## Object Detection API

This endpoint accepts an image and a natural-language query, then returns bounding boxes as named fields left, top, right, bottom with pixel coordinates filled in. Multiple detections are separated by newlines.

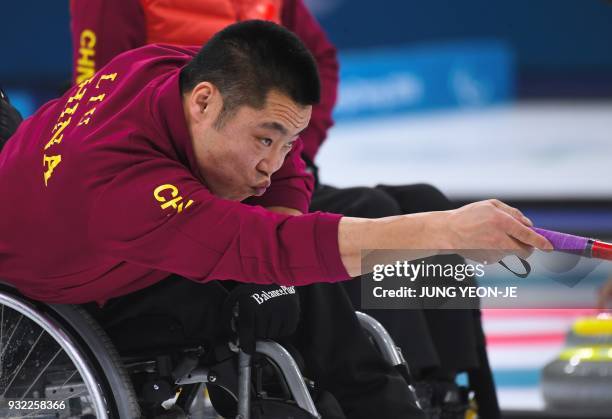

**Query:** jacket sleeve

left=70, top=0, right=146, bottom=84
left=88, top=157, right=349, bottom=286
left=281, top=0, right=339, bottom=163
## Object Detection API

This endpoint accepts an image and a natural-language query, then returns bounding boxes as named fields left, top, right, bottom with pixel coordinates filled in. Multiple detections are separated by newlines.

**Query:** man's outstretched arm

left=88, top=152, right=550, bottom=285
left=338, top=199, right=553, bottom=276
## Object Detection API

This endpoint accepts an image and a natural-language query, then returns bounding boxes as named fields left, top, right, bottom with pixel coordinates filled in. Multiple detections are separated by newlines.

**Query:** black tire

left=0, top=286, right=141, bottom=418
left=47, top=304, right=142, bottom=418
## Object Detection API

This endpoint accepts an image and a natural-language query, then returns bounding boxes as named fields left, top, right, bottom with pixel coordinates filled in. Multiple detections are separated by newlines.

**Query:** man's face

left=184, top=84, right=312, bottom=201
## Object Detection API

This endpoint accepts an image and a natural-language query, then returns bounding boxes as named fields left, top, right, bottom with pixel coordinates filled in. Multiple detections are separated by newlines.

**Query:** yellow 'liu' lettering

left=43, top=154, right=62, bottom=186
left=78, top=108, right=96, bottom=126
left=96, top=73, right=117, bottom=88
left=88, top=94, right=106, bottom=103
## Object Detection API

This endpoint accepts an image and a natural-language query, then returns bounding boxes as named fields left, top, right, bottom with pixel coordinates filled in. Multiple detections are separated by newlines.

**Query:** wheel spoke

left=57, top=368, right=78, bottom=392
left=1, top=329, right=44, bottom=397
left=19, top=347, right=62, bottom=400
left=0, top=314, right=23, bottom=361
left=0, top=294, right=128, bottom=418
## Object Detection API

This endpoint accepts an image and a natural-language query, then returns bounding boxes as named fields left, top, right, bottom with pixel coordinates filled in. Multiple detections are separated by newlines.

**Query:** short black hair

left=180, top=20, right=320, bottom=127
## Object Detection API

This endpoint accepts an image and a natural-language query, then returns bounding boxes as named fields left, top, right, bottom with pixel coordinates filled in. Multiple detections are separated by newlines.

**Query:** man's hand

left=444, top=199, right=553, bottom=263
left=338, top=198, right=553, bottom=277
left=0, top=89, right=23, bottom=148
left=222, top=283, right=300, bottom=354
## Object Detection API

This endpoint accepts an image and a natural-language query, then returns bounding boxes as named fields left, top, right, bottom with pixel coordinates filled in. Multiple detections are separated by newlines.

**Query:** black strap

left=498, top=257, right=531, bottom=278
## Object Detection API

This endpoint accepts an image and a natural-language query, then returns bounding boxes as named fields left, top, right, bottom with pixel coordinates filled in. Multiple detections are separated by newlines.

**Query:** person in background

left=0, top=89, right=22, bottom=150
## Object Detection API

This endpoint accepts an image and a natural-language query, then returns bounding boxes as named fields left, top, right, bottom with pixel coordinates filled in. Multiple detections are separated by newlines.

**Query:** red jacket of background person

left=70, top=0, right=338, bottom=163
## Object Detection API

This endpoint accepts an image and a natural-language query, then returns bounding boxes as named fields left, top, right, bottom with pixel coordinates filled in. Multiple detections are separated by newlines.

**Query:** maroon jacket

left=70, top=0, right=338, bottom=163
left=0, top=45, right=348, bottom=304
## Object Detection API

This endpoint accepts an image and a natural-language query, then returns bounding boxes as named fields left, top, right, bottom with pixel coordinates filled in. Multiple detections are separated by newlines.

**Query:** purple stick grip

left=531, top=227, right=588, bottom=255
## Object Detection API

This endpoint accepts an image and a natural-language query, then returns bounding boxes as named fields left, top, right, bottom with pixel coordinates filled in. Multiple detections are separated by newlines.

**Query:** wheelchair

left=0, top=284, right=417, bottom=418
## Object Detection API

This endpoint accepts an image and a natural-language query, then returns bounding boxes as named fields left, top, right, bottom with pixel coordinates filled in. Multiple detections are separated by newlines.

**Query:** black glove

left=222, top=283, right=300, bottom=354
left=0, top=89, right=23, bottom=148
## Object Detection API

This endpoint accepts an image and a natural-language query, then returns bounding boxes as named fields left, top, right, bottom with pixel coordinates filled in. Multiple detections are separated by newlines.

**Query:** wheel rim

left=0, top=292, right=109, bottom=418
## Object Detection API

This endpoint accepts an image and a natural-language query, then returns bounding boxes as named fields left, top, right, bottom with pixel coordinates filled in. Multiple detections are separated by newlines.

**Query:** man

left=0, top=20, right=550, bottom=418
left=67, top=2, right=512, bottom=417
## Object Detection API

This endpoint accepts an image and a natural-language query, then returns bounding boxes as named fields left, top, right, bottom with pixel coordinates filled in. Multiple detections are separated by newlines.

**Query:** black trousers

left=310, top=183, right=500, bottom=418
left=86, top=276, right=425, bottom=419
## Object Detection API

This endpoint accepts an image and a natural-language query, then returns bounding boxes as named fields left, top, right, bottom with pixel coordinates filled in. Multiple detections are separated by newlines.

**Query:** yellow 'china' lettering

left=76, top=29, right=96, bottom=84
left=76, top=67, right=95, bottom=84
left=77, top=46, right=95, bottom=67
left=44, top=118, right=71, bottom=150
left=78, top=78, right=93, bottom=89
left=154, top=184, right=194, bottom=213
left=43, top=154, right=62, bottom=186
left=154, top=184, right=179, bottom=201
left=67, top=78, right=91, bottom=103
left=43, top=68, right=120, bottom=185
left=59, top=103, right=79, bottom=119
left=182, top=200, right=194, bottom=212
left=80, top=29, right=96, bottom=49
left=161, top=196, right=184, bottom=210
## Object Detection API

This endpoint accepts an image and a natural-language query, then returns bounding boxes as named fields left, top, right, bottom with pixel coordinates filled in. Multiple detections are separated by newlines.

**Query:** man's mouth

left=251, top=182, right=270, bottom=196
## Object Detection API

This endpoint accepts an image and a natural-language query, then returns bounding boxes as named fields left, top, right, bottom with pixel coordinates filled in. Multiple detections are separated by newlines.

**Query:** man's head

left=180, top=20, right=320, bottom=201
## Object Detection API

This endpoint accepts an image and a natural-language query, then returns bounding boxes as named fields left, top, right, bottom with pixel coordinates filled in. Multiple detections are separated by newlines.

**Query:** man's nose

left=257, top=151, right=285, bottom=177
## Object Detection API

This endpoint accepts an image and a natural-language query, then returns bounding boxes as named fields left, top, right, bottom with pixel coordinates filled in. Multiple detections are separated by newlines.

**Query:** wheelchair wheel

left=0, top=287, right=140, bottom=418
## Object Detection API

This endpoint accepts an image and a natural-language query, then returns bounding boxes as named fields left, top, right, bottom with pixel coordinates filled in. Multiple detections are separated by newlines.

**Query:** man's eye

left=259, top=138, right=273, bottom=147
left=283, top=142, right=295, bottom=150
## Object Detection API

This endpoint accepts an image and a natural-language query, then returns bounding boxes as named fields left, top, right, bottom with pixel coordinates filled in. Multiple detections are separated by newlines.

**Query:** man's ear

left=187, top=82, right=220, bottom=122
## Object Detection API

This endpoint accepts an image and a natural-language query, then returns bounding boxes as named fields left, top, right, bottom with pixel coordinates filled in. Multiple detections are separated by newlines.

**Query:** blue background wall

left=1, top=0, right=611, bottom=93
left=308, top=0, right=612, bottom=74
left=0, top=2, right=72, bottom=84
